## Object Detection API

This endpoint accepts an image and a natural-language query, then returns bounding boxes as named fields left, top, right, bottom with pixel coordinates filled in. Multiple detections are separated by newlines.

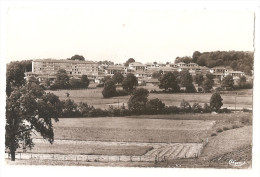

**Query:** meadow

left=10, top=112, right=252, bottom=167
left=47, top=87, right=253, bottom=110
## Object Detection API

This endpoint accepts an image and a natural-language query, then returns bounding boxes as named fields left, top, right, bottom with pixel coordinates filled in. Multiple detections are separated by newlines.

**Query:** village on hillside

left=24, top=56, right=250, bottom=92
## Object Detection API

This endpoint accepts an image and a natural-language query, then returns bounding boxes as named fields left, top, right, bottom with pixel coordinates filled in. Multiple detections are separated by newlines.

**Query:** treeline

left=175, top=51, right=253, bottom=75
left=60, top=88, right=230, bottom=118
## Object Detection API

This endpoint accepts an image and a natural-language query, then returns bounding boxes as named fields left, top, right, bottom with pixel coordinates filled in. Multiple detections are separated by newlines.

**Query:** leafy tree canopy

left=69, top=54, right=85, bottom=61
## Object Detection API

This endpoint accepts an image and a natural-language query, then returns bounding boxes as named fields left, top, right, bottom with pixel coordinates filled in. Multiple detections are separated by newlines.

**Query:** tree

left=152, top=70, right=163, bottom=79
left=102, top=79, right=117, bottom=98
left=122, top=73, right=138, bottom=93
left=69, top=78, right=82, bottom=89
left=210, top=93, right=223, bottom=112
left=6, top=62, right=26, bottom=96
left=159, top=72, right=180, bottom=92
left=128, top=88, right=149, bottom=114
left=5, top=83, right=62, bottom=161
left=69, top=54, right=85, bottom=61
left=124, top=58, right=135, bottom=67
left=192, top=103, right=203, bottom=113
left=61, top=99, right=79, bottom=117
left=78, top=102, right=94, bottom=117
left=146, top=98, right=165, bottom=114
left=112, top=72, right=124, bottom=85
left=179, top=70, right=196, bottom=92
left=194, top=74, right=204, bottom=86
left=202, top=73, right=214, bottom=92
left=175, top=56, right=192, bottom=64
left=192, top=51, right=201, bottom=63
left=202, top=79, right=214, bottom=92
left=221, top=75, right=234, bottom=90
left=180, top=100, right=191, bottom=112
left=81, top=75, right=90, bottom=88
left=54, top=69, right=71, bottom=89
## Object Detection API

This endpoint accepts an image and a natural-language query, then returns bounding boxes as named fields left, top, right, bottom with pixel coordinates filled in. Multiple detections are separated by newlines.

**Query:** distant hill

left=175, top=51, right=254, bottom=75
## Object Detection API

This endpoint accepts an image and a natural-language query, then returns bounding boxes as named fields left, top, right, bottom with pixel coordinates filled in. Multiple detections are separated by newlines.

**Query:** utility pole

left=235, top=92, right=237, bottom=111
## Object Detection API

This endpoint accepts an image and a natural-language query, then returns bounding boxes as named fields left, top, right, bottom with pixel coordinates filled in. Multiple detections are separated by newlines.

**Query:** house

left=105, top=65, right=126, bottom=76
left=129, top=62, right=146, bottom=71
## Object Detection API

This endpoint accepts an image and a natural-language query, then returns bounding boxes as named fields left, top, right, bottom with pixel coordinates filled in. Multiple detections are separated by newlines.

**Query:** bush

left=216, top=128, right=223, bottom=133
left=163, top=106, right=180, bottom=114
left=242, top=108, right=252, bottom=112
left=145, top=98, right=165, bottom=114
left=192, top=102, right=203, bottom=113
left=180, top=100, right=191, bottom=113
left=203, top=103, right=212, bottom=113
left=116, top=89, right=129, bottom=96
left=240, top=117, right=251, bottom=124
left=232, top=125, right=240, bottom=129
left=223, top=127, right=230, bottom=131
left=211, top=133, right=217, bottom=136
left=220, top=108, right=231, bottom=113
left=96, top=83, right=104, bottom=87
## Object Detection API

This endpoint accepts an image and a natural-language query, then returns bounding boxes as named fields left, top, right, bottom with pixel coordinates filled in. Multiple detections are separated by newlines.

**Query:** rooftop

left=33, top=59, right=97, bottom=64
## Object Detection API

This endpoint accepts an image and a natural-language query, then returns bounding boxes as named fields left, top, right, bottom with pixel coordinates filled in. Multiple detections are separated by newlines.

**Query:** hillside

left=175, top=51, right=254, bottom=75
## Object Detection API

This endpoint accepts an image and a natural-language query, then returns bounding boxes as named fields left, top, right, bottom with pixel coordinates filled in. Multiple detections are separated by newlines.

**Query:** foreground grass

left=200, top=125, right=252, bottom=161
left=17, top=143, right=153, bottom=156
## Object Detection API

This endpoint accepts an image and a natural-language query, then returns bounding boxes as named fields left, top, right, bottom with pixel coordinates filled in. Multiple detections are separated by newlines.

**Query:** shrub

left=242, top=108, right=251, bottom=112
left=216, top=128, right=223, bottom=133
left=96, top=83, right=104, bottom=87
left=180, top=100, right=191, bottom=113
left=220, top=108, right=231, bottom=113
left=163, top=106, right=180, bottom=114
left=128, top=88, right=149, bottom=114
left=191, top=102, right=203, bottom=113
left=145, top=98, right=165, bottom=114
left=102, top=79, right=117, bottom=98
left=223, top=127, right=230, bottom=131
left=232, top=124, right=240, bottom=129
left=240, top=117, right=251, bottom=124
left=203, top=103, right=212, bottom=113
left=116, top=89, right=129, bottom=96
left=211, top=133, right=217, bottom=136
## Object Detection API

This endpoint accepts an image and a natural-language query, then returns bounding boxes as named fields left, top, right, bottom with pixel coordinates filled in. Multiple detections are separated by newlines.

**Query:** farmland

left=6, top=111, right=252, bottom=168
left=47, top=87, right=253, bottom=110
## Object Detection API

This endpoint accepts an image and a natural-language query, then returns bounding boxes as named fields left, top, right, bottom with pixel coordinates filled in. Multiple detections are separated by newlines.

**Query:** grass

left=47, top=87, right=253, bottom=110
left=47, top=117, right=216, bottom=143
left=18, top=143, right=153, bottom=156
left=200, top=125, right=252, bottom=161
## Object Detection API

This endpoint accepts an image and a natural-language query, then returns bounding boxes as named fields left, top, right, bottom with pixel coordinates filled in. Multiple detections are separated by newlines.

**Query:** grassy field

left=50, top=117, right=216, bottom=143
left=200, top=125, right=252, bottom=161
left=9, top=112, right=252, bottom=168
left=18, top=142, right=153, bottom=156
left=47, top=87, right=253, bottom=109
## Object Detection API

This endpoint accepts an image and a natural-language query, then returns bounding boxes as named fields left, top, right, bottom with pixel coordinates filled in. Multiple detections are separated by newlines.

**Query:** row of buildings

left=25, top=59, right=245, bottom=86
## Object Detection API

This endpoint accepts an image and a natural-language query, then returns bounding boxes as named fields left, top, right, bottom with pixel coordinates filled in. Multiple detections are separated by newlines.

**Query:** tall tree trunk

left=10, top=137, right=16, bottom=161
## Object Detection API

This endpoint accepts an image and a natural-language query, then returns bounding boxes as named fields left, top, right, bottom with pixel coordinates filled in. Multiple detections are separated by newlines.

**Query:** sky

left=5, top=7, right=255, bottom=64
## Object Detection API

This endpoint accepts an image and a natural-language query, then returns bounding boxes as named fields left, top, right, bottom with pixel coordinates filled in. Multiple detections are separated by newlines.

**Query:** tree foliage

left=221, top=75, right=234, bottom=90
left=191, top=51, right=253, bottom=75
left=122, top=73, right=138, bottom=93
left=194, top=74, right=204, bottom=86
left=175, top=56, right=192, bottom=64
left=6, top=82, right=62, bottom=161
left=146, top=98, right=165, bottom=114
left=210, top=93, right=223, bottom=112
left=6, top=60, right=32, bottom=96
left=159, top=72, right=180, bottom=92
left=69, top=54, right=85, bottom=61
left=102, top=79, right=117, bottom=98
left=124, top=58, right=135, bottom=67
left=112, top=72, right=124, bottom=84
left=128, top=88, right=149, bottom=114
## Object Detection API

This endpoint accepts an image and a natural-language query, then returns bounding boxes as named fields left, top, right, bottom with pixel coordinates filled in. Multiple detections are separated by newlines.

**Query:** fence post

left=140, top=156, right=141, bottom=162
left=119, top=156, right=120, bottom=162
left=108, top=156, right=109, bottom=162
left=20, top=152, right=21, bottom=159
